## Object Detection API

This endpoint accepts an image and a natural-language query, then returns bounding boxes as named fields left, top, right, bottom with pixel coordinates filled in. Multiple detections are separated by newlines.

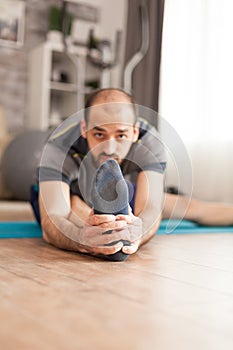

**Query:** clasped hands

left=79, top=206, right=143, bottom=256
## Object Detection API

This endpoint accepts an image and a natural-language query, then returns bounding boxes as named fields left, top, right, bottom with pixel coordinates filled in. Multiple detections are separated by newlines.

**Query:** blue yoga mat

left=157, top=219, right=233, bottom=235
left=0, top=222, right=42, bottom=238
left=0, top=220, right=233, bottom=239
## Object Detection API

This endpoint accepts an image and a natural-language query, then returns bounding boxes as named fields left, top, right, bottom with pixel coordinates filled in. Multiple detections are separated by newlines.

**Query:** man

left=35, top=88, right=166, bottom=260
left=33, top=88, right=233, bottom=260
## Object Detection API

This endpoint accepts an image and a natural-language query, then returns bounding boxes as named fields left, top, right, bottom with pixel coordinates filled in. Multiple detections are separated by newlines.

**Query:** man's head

left=84, top=88, right=137, bottom=124
left=81, top=88, right=139, bottom=166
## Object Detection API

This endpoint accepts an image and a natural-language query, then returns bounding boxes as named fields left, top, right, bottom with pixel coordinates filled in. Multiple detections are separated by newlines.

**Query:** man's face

left=81, top=102, right=139, bottom=166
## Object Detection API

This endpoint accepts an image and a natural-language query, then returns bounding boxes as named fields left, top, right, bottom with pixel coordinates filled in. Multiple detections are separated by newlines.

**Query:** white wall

left=71, top=0, right=128, bottom=87
left=98, top=0, right=128, bottom=87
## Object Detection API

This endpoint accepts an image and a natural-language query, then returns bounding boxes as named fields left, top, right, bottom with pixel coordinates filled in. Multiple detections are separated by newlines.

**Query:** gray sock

left=91, top=159, right=130, bottom=261
left=92, top=159, right=129, bottom=215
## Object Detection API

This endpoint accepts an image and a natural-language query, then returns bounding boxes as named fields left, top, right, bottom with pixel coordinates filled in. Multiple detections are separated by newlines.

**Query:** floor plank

left=1, top=234, right=233, bottom=349
left=0, top=201, right=35, bottom=222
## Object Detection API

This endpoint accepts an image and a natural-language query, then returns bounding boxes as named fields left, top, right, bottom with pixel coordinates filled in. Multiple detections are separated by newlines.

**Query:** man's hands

left=78, top=209, right=130, bottom=256
left=79, top=208, right=143, bottom=256
left=40, top=182, right=147, bottom=258
left=116, top=208, right=143, bottom=255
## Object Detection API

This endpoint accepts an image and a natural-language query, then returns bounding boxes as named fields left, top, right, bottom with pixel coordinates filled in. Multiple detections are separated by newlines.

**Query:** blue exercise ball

left=1, top=130, right=49, bottom=200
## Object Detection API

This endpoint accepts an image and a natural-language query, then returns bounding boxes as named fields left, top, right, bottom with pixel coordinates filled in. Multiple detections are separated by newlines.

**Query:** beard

left=94, top=153, right=121, bottom=166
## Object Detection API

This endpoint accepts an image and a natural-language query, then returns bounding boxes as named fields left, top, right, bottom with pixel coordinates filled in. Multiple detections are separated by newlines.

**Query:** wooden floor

left=0, top=201, right=35, bottom=221
left=1, top=233, right=233, bottom=350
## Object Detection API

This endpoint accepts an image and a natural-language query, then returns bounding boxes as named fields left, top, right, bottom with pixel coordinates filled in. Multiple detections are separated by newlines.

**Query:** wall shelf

left=27, top=42, right=87, bottom=130
left=50, top=81, right=78, bottom=93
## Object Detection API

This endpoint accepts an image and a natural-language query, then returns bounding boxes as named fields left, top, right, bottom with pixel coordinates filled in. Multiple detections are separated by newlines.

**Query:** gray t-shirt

left=39, top=118, right=166, bottom=206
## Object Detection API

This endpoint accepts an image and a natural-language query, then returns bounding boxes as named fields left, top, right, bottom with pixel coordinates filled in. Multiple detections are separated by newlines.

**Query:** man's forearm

left=39, top=190, right=91, bottom=253
left=41, top=213, right=88, bottom=253
left=132, top=171, right=164, bottom=249
left=138, top=210, right=162, bottom=246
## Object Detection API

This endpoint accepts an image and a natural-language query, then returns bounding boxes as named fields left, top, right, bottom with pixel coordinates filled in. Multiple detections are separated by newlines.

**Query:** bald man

left=33, top=88, right=233, bottom=260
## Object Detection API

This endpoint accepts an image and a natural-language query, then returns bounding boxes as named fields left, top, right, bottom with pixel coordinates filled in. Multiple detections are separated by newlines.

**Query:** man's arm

left=39, top=181, right=130, bottom=256
left=39, top=181, right=86, bottom=251
left=135, top=170, right=164, bottom=243
left=122, top=171, right=164, bottom=254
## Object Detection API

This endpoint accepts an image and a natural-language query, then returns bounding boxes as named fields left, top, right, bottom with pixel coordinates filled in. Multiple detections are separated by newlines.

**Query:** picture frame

left=0, top=0, right=25, bottom=48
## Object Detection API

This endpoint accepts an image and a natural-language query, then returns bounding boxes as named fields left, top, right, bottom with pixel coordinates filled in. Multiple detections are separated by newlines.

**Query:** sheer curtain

left=159, top=0, right=233, bottom=203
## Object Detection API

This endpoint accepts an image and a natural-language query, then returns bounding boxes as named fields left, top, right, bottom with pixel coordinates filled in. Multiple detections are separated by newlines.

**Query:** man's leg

left=30, top=184, right=41, bottom=225
left=162, top=193, right=233, bottom=226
